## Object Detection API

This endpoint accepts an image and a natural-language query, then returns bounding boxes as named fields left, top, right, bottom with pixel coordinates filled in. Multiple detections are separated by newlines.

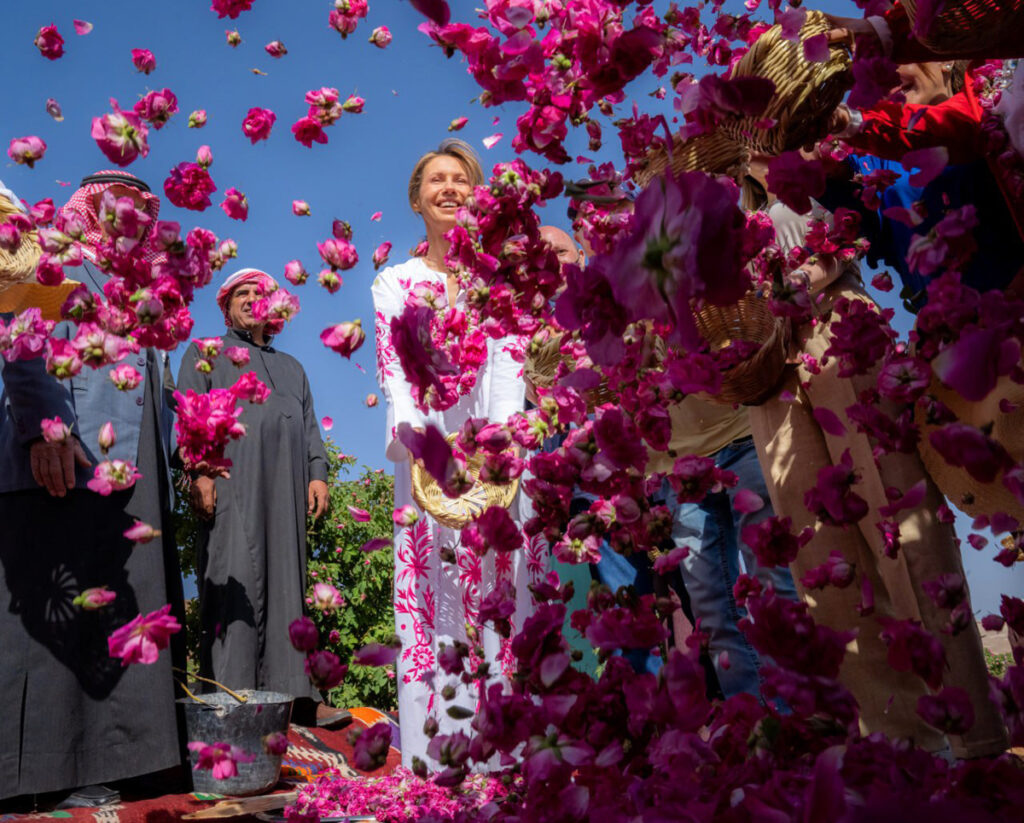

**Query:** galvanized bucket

left=179, top=690, right=294, bottom=796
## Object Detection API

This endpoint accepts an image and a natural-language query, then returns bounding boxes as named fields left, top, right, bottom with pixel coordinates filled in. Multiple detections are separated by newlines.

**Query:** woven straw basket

left=723, top=9, right=852, bottom=155
left=524, top=330, right=619, bottom=408
left=901, top=0, right=1024, bottom=54
left=0, top=194, right=42, bottom=290
left=633, top=131, right=750, bottom=188
left=693, top=295, right=789, bottom=406
left=410, top=434, right=520, bottom=530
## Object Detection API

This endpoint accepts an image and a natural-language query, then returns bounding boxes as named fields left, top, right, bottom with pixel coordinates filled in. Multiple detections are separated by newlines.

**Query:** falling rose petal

left=802, top=33, right=830, bottom=63
left=124, top=520, right=161, bottom=543
left=733, top=488, right=765, bottom=514
left=492, top=116, right=500, bottom=125
left=347, top=505, right=371, bottom=522
left=812, top=407, right=847, bottom=437
left=776, top=6, right=806, bottom=40
left=902, top=146, right=949, bottom=187
left=370, top=211, right=382, bottom=222
left=878, top=480, right=928, bottom=518
left=575, top=156, right=594, bottom=164
left=360, top=537, right=392, bottom=553
left=321, top=416, right=334, bottom=430
left=482, top=133, right=503, bottom=150
left=353, top=639, right=401, bottom=667
left=73, top=19, right=93, bottom=36
left=46, top=98, right=63, bottom=121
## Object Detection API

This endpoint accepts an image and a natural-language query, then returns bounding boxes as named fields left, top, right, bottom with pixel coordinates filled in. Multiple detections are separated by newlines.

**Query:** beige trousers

left=749, top=277, right=1008, bottom=758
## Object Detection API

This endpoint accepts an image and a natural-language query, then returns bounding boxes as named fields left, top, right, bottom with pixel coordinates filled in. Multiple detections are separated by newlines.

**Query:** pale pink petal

left=482, top=133, right=503, bottom=150
left=733, top=488, right=765, bottom=514
left=73, top=19, right=93, bottom=35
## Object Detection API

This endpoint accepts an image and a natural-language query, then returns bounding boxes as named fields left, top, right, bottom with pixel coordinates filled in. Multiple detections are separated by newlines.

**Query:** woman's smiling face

left=413, top=155, right=473, bottom=233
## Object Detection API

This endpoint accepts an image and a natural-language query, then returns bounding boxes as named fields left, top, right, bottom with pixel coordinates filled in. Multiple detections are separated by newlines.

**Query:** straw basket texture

left=523, top=330, right=619, bottom=408
left=0, top=194, right=42, bottom=290
left=723, top=9, right=852, bottom=155
left=410, top=434, right=520, bottom=530
left=915, top=367, right=1024, bottom=521
left=633, top=132, right=750, bottom=188
left=693, top=295, right=789, bottom=406
left=901, top=0, right=1024, bottom=54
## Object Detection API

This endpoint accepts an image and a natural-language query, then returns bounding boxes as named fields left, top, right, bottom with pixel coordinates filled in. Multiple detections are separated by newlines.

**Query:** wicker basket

left=524, top=330, right=619, bottom=409
left=722, top=9, right=852, bottom=155
left=901, top=0, right=1024, bottom=54
left=633, top=132, right=750, bottom=188
left=410, top=434, right=520, bottom=530
left=693, top=295, right=789, bottom=406
left=0, top=194, right=42, bottom=290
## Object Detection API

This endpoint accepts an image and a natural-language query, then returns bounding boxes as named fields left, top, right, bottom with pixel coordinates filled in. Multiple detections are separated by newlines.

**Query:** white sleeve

left=372, top=270, right=430, bottom=462
left=488, top=336, right=527, bottom=427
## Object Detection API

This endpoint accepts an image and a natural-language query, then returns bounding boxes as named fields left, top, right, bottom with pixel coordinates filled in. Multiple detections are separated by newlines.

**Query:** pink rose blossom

left=195, top=145, right=213, bottom=169
left=164, top=162, right=217, bottom=211
left=87, top=459, right=142, bottom=496
left=448, top=116, right=469, bottom=132
left=292, top=200, right=310, bottom=216
left=225, top=346, right=250, bottom=367
left=108, top=604, right=181, bottom=665
left=318, top=269, right=342, bottom=294
left=369, top=26, right=392, bottom=48
left=462, top=506, right=522, bottom=556
left=40, top=416, right=71, bottom=444
left=73, top=587, right=116, bottom=610
left=321, top=416, right=333, bottom=430
left=263, top=732, right=289, bottom=756
left=221, top=188, right=249, bottom=221
left=328, top=0, right=368, bottom=38
left=7, top=136, right=47, bottom=168
left=242, top=107, right=276, bottom=143
left=284, top=260, right=308, bottom=285
left=372, top=242, right=392, bottom=270
left=109, top=363, right=142, bottom=391
left=305, top=650, right=347, bottom=690
left=211, top=0, right=254, bottom=19
left=230, top=371, right=270, bottom=404
left=342, top=95, right=365, bottom=114
left=34, top=25, right=64, bottom=60
left=131, top=48, right=156, bottom=74
left=133, top=88, right=178, bottom=130
left=291, top=116, right=328, bottom=148
left=312, top=582, right=344, bottom=613
left=187, top=741, right=255, bottom=780
left=288, top=616, right=319, bottom=651
left=393, top=505, right=418, bottom=527
left=92, top=100, right=150, bottom=167
left=98, top=421, right=116, bottom=454
left=264, top=40, right=287, bottom=57
left=320, top=320, right=365, bottom=357
left=318, top=236, right=358, bottom=271
left=225, top=29, right=241, bottom=46
left=188, top=109, right=207, bottom=128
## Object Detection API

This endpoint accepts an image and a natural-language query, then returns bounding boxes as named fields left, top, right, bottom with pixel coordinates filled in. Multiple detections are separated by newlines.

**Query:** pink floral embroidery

left=396, top=519, right=436, bottom=685
left=375, top=309, right=396, bottom=379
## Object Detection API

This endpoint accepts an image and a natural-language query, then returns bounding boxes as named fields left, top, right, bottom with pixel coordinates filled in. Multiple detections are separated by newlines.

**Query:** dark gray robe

left=0, top=342, right=185, bottom=800
left=176, top=328, right=327, bottom=700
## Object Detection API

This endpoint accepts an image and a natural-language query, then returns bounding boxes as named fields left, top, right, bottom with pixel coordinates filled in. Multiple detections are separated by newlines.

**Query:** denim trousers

left=593, top=437, right=797, bottom=698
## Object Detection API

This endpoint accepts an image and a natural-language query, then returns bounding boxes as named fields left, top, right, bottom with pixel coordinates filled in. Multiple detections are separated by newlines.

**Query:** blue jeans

left=662, top=436, right=798, bottom=699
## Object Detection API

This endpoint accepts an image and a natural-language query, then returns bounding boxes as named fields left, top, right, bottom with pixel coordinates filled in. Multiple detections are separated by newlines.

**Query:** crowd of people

left=0, top=1, right=1022, bottom=814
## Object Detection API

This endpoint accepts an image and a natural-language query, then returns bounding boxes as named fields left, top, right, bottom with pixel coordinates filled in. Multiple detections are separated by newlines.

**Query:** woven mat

left=0, top=709, right=401, bottom=823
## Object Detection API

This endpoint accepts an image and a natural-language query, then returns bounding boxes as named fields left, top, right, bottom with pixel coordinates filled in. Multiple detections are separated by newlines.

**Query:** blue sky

left=2, top=0, right=1020, bottom=613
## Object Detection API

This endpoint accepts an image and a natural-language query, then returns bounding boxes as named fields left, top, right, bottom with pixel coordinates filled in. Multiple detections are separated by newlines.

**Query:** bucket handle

left=174, top=667, right=249, bottom=704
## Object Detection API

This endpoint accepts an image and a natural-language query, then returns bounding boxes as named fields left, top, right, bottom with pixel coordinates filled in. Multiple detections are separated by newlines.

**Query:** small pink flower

left=317, top=269, right=342, bottom=294
left=347, top=505, right=370, bottom=522
left=328, top=0, right=369, bottom=38
left=92, top=100, right=150, bottom=167
left=393, top=506, right=418, bottom=527
left=342, top=95, right=364, bottom=114
left=73, top=19, right=93, bottom=36
left=312, top=582, right=343, bottom=613
left=321, top=416, right=334, bottom=430
left=73, top=587, right=116, bottom=610
left=188, top=109, right=207, bottom=128
left=241, top=107, right=276, bottom=144
left=187, top=741, right=255, bottom=780
left=131, top=48, right=156, bottom=74
left=291, top=116, right=327, bottom=148
left=133, top=88, right=178, bottom=130
left=292, top=200, right=310, bottom=216
left=124, top=520, right=161, bottom=543
left=225, top=29, right=242, bottom=46
left=8, top=136, right=47, bottom=168
left=284, top=260, right=308, bottom=285
left=289, top=616, right=319, bottom=651
left=369, top=26, right=392, bottom=48
left=320, top=320, right=365, bottom=357
left=264, top=40, right=287, bottom=57
left=164, top=162, right=216, bottom=210
left=88, top=459, right=142, bottom=496
left=34, top=25, right=64, bottom=60
left=318, top=235, right=358, bottom=270
left=225, top=346, right=250, bottom=367
left=212, top=0, right=254, bottom=19
left=448, top=116, right=469, bottom=132
left=262, top=732, right=289, bottom=756
left=461, top=506, right=522, bottom=556
left=221, top=188, right=249, bottom=221
left=196, top=145, right=213, bottom=169
left=305, top=650, right=347, bottom=690
left=98, top=421, right=116, bottom=454
left=372, top=241, right=392, bottom=271
left=108, top=604, right=181, bottom=666
left=230, top=371, right=270, bottom=404
left=365, top=393, right=378, bottom=408
left=109, top=363, right=142, bottom=391
left=40, top=416, right=71, bottom=444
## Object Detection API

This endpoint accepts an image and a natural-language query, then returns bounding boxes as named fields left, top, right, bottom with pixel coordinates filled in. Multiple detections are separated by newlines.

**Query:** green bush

left=174, top=439, right=397, bottom=710
left=984, top=647, right=1012, bottom=679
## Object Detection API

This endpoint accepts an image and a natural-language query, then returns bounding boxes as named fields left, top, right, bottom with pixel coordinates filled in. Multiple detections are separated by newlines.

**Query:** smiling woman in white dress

left=372, top=139, right=546, bottom=770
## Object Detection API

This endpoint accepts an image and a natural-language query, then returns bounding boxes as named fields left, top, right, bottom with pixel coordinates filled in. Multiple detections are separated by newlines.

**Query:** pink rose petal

left=73, top=19, right=93, bottom=35
left=812, top=407, right=847, bottom=437
left=321, top=416, right=334, bottom=430
left=482, top=133, right=503, bottom=150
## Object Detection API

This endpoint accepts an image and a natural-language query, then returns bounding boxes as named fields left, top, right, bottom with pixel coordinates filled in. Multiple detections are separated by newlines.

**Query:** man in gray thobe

left=177, top=268, right=330, bottom=712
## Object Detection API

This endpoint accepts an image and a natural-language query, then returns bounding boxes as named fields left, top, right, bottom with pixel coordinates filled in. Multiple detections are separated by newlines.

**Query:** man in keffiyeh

left=0, top=170, right=186, bottom=806
left=178, top=267, right=337, bottom=725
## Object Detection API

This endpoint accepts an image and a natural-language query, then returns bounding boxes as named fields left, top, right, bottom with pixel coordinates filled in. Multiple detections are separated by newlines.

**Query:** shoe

left=55, top=785, right=120, bottom=809
left=315, top=706, right=352, bottom=729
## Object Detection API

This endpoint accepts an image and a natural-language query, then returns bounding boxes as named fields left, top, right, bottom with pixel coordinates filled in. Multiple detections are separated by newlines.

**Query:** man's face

left=539, top=226, right=582, bottom=269
left=227, top=282, right=264, bottom=333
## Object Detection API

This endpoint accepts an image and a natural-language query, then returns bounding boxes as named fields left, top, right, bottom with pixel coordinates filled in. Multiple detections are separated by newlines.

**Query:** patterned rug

left=0, top=709, right=401, bottom=823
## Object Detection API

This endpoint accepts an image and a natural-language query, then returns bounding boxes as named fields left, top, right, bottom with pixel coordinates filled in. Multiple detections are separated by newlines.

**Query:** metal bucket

left=179, top=690, right=294, bottom=796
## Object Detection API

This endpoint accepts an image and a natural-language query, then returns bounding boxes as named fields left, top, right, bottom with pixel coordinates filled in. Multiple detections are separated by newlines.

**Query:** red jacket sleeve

left=846, top=88, right=984, bottom=164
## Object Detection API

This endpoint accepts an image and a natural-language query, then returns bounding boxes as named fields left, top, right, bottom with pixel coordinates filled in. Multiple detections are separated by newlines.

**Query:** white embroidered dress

left=372, top=257, right=547, bottom=769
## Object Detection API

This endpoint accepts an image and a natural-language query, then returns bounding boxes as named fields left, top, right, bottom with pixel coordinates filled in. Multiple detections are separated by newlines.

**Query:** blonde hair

left=407, top=138, right=484, bottom=211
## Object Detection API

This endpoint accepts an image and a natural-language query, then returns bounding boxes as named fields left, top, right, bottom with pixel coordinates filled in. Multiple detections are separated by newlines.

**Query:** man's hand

left=30, top=437, right=90, bottom=498
left=308, top=479, right=329, bottom=519
left=190, top=475, right=218, bottom=520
